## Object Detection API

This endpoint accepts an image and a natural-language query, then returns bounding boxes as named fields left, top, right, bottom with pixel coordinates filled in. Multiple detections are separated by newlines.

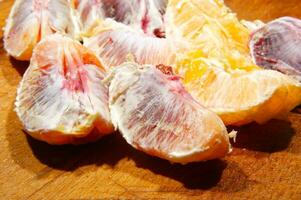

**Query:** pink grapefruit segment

left=249, top=17, right=301, bottom=82
left=84, top=27, right=175, bottom=69
left=72, top=0, right=167, bottom=37
left=106, top=63, right=231, bottom=163
left=15, top=34, right=114, bottom=144
left=4, top=0, right=77, bottom=60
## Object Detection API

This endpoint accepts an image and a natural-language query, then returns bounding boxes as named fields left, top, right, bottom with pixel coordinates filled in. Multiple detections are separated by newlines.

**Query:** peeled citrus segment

left=73, top=0, right=167, bottom=37
left=165, top=0, right=255, bottom=69
left=84, top=27, right=175, bottom=69
left=4, top=0, right=77, bottom=60
left=249, top=17, right=301, bottom=81
left=15, top=34, right=114, bottom=144
left=106, top=63, right=230, bottom=163
left=164, top=0, right=301, bottom=125
left=179, top=58, right=301, bottom=126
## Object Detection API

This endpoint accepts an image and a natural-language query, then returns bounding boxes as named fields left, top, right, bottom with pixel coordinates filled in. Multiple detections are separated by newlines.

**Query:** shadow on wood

left=131, top=155, right=229, bottom=190
left=9, top=56, right=29, bottom=76
left=5, top=106, right=255, bottom=194
left=26, top=133, right=232, bottom=190
left=6, top=102, right=235, bottom=191
left=230, top=119, right=295, bottom=153
left=0, top=39, right=27, bottom=87
left=292, top=105, right=301, bottom=114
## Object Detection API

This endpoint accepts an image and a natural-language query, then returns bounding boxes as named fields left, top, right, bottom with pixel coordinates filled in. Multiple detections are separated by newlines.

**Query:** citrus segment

left=72, top=0, right=167, bottom=37
left=84, top=25, right=175, bottom=69
left=249, top=17, right=301, bottom=82
left=165, top=0, right=301, bottom=125
left=165, top=0, right=256, bottom=70
left=4, top=0, right=77, bottom=60
left=106, top=63, right=231, bottom=163
left=15, top=34, right=114, bottom=144
left=179, top=59, right=301, bottom=125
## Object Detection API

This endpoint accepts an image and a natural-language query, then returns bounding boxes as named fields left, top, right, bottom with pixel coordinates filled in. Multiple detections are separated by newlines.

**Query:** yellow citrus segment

left=181, top=59, right=301, bottom=125
left=15, top=34, right=114, bottom=144
left=166, top=0, right=258, bottom=70
left=165, top=0, right=301, bottom=125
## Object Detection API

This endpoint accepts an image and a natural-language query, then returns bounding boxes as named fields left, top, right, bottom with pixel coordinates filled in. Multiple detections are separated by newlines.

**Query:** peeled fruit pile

left=106, top=63, right=230, bottom=163
left=15, top=34, right=113, bottom=144
left=249, top=17, right=301, bottom=82
left=75, top=0, right=173, bottom=68
left=4, top=0, right=301, bottom=163
left=165, top=0, right=301, bottom=125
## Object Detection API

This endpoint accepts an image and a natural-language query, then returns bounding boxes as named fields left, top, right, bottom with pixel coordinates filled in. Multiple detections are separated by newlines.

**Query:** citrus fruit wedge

left=84, top=20, right=175, bottom=69
left=165, top=0, right=256, bottom=70
left=15, top=34, right=114, bottom=144
left=249, top=17, right=301, bottom=82
left=165, top=0, right=301, bottom=125
left=72, top=0, right=167, bottom=37
left=4, top=0, right=77, bottom=61
left=179, top=58, right=301, bottom=125
left=105, top=63, right=231, bottom=163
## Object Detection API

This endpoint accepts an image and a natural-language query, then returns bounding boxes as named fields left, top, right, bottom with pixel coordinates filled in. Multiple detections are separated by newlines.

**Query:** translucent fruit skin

left=15, top=34, right=114, bottom=145
left=4, top=0, right=77, bottom=61
left=107, top=63, right=231, bottom=164
left=249, top=17, right=301, bottom=82
left=72, top=0, right=167, bottom=37
left=84, top=28, right=175, bottom=69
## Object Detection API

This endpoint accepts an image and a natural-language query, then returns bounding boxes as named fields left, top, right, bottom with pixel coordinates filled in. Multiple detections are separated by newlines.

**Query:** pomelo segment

left=165, top=0, right=301, bottom=125
left=4, top=0, right=77, bottom=60
left=179, top=58, right=301, bottom=125
left=15, top=34, right=114, bottom=144
left=165, top=0, right=256, bottom=70
left=249, top=17, right=301, bottom=82
left=72, top=0, right=167, bottom=37
left=106, top=63, right=231, bottom=163
left=84, top=24, right=175, bottom=69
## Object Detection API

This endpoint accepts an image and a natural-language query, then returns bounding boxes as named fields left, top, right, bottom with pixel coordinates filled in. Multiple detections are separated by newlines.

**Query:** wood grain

left=0, top=0, right=301, bottom=199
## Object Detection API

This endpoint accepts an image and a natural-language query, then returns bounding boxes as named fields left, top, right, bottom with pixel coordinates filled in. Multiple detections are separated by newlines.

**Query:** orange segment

left=107, top=63, right=231, bottom=163
left=84, top=22, right=175, bottom=69
left=72, top=0, right=167, bottom=37
left=4, top=0, right=77, bottom=60
left=249, top=17, right=301, bottom=82
left=180, top=59, right=301, bottom=125
left=165, top=0, right=256, bottom=70
left=165, top=0, right=301, bottom=125
left=15, top=34, right=114, bottom=144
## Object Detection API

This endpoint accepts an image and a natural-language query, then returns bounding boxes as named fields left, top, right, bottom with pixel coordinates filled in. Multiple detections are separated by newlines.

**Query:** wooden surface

left=1, top=0, right=301, bottom=199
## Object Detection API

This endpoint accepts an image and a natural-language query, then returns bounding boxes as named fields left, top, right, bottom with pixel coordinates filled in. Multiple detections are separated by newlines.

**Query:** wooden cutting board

left=1, top=0, right=301, bottom=199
